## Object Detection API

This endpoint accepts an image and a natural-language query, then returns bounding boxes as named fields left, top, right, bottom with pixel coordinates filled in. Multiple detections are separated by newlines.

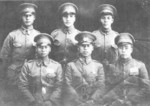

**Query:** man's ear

left=112, top=17, right=114, bottom=23
left=131, top=45, right=133, bottom=53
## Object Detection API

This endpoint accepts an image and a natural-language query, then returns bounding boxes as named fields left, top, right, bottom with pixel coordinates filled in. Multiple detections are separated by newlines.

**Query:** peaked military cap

left=34, top=33, right=53, bottom=46
left=75, top=31, right=96, bottom=45
left=58, top=2, right=78, bottom=14
left=115, top=33, right=135, bottom=45
left=97, top=4, right=117, bottom=17
left=18, top=3, right=38, bottom=14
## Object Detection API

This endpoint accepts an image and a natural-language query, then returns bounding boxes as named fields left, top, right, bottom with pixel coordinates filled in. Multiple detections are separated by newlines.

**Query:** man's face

left=36, top=39, right=51, bottom=58
left=99, top=14, right=114, bottom=29
left=78, top=43, right=94, bottom=57
left=62, top=6, right=76, bottom=28
left=21, top=8, right=35, bottom=27
left=118, top=43, right=133, bottom=59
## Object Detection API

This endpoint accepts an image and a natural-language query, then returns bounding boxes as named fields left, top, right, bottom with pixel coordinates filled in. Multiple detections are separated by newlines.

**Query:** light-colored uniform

left=0, top=26, right=40, bottom=84
left=102, top=33, right=150, bottom=106
left=51, top=27, right=80, bottom=63
left=92, top=29, right=119, bottom=64
left=19, top=59, right=63, bottom=106
left=103, top=58, right=149, bottom=106
left=0, top=26, right=40, bottom=106
left=65, top=58, right=105, bottom=106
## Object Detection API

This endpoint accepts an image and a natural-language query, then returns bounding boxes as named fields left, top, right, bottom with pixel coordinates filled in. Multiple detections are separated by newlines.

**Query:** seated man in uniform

left=65, top=31, right=105, bottom=106
left=102, top=33, right=150, bottom=106
left=19, top=33, right=63, bottom=106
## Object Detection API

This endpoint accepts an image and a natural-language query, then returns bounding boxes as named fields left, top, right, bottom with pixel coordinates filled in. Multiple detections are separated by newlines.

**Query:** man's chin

left=82, top=54, right=90, bottom=57
left=40, top=54, right=48, bottom=58
left=121, top=56, right=128, bottom=59
left=65, top=24, right=73, bottom=28
left=103, top=26, right=110, bottom=29
left=23, top=23, right=32, bottom=27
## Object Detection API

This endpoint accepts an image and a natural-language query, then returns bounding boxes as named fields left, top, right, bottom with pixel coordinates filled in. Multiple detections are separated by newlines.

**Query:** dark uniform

left=19, top=33, right=63, bottom=106
left=51, top=2, right=80, bottom=63
left=65, top=31, right=105, bottom=106
left=103, top=33, right=150, bottom=106
left=0, top=3, right=40, bottom=106
left=92, top=4, right=119, bottom=65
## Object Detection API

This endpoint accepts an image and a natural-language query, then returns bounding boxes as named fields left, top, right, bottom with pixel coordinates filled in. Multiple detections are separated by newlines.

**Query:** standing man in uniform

left=0, top=3, right=40, bottom=106
left=51, top=3, right=80, bottom=106
left=65, top=31, right=105, bottom=106
left=51, top=2, right=80, bottom=64
left=92, top=4, right=119, bottom=65
left=92, top=4, right=119, bottom=92
left=103, top=33, right=150, bottom=106
left=19, top=33, right=63, bottom=106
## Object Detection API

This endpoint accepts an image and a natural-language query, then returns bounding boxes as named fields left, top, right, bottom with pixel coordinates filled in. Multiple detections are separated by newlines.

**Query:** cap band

left=58, top=2, right=78, bottom=14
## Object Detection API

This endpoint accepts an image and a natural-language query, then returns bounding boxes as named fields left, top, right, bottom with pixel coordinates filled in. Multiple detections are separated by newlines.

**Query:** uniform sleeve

left=51, top=30, right=57, bottom=39
left=108, top=45, right=118, bottom=64
left=139, top=63, right=149, bottom=80
left=65, top=63, right=79, bottom=100
left=92, top=32, right=100, bottom=48
left=91, top=64, right=105, bottom=101
left=65, top=63, right=72, bottom=86
left=18, top=63, right=35, bottom=103
left=50, top=64, right=63, bottom=101
left=0, top=34, right=13, bottom=65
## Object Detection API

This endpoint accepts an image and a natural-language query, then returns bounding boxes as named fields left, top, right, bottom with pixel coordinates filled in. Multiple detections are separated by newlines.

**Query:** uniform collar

left=21, top=25, right=34, bottom=35
left=99, top=27, right=112, bottom=35
left=79, top=56, right=92, bottom=65
left=36, top=58, right=51, bottom=67
left=118, top=57, right=133, bottom=65
left=62, top=26, right=76, bottom=34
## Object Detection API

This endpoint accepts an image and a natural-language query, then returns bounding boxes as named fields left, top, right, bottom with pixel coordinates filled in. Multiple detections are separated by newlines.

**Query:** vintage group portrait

left=0, top=0, right=149, bottom=106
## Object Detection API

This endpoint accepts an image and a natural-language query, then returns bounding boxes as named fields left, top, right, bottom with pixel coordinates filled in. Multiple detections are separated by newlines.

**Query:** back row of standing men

left=0, top=2, right=149, bottom=106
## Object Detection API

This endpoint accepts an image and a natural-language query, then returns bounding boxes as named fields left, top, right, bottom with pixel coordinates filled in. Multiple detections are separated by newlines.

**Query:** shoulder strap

left=71, top=62, right=88, bottom=89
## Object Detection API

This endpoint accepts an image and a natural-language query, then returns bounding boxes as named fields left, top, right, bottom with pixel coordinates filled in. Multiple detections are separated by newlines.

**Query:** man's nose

left=84, top=45, right=88, bottom=49
left=66, top=15, right=71, bottom=20
left=122, top=48, right=126, bottom=52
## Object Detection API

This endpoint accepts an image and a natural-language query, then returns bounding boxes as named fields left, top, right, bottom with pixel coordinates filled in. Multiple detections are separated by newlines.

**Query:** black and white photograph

left=0, top=0, right=150, bottom=106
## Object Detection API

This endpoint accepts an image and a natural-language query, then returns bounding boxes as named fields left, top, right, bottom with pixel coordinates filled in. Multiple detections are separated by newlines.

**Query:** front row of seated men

left=19, top=31, right=149, bottom=106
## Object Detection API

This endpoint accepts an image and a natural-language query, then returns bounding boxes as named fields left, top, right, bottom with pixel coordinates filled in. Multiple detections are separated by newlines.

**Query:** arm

left=139, top=63, right=149, bottom=80
left=65, top=63, right=79, bottom=100
left=50, top=64, right=63, bottom=101
left=18, top=63, right=35, bottom=103
left=91, top=65, right=105, bottom=101
left=108, top=45, right=118, bottom=64
left=0, top=34, right=13, bottom=70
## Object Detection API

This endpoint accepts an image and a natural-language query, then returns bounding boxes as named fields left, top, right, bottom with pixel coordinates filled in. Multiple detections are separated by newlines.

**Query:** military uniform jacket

left=51, top=27, right=80, bottom=62
left=19, top=59, right=63, bottom=104
left=0, top=26, right=40, bottom=83
left=92, top=29, right=119, bottom=64
left=108, top=58, right=149, bottom=85
left=103, top=58, right=149, bottom=105
left=65, top=58, right=105, bottom=102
